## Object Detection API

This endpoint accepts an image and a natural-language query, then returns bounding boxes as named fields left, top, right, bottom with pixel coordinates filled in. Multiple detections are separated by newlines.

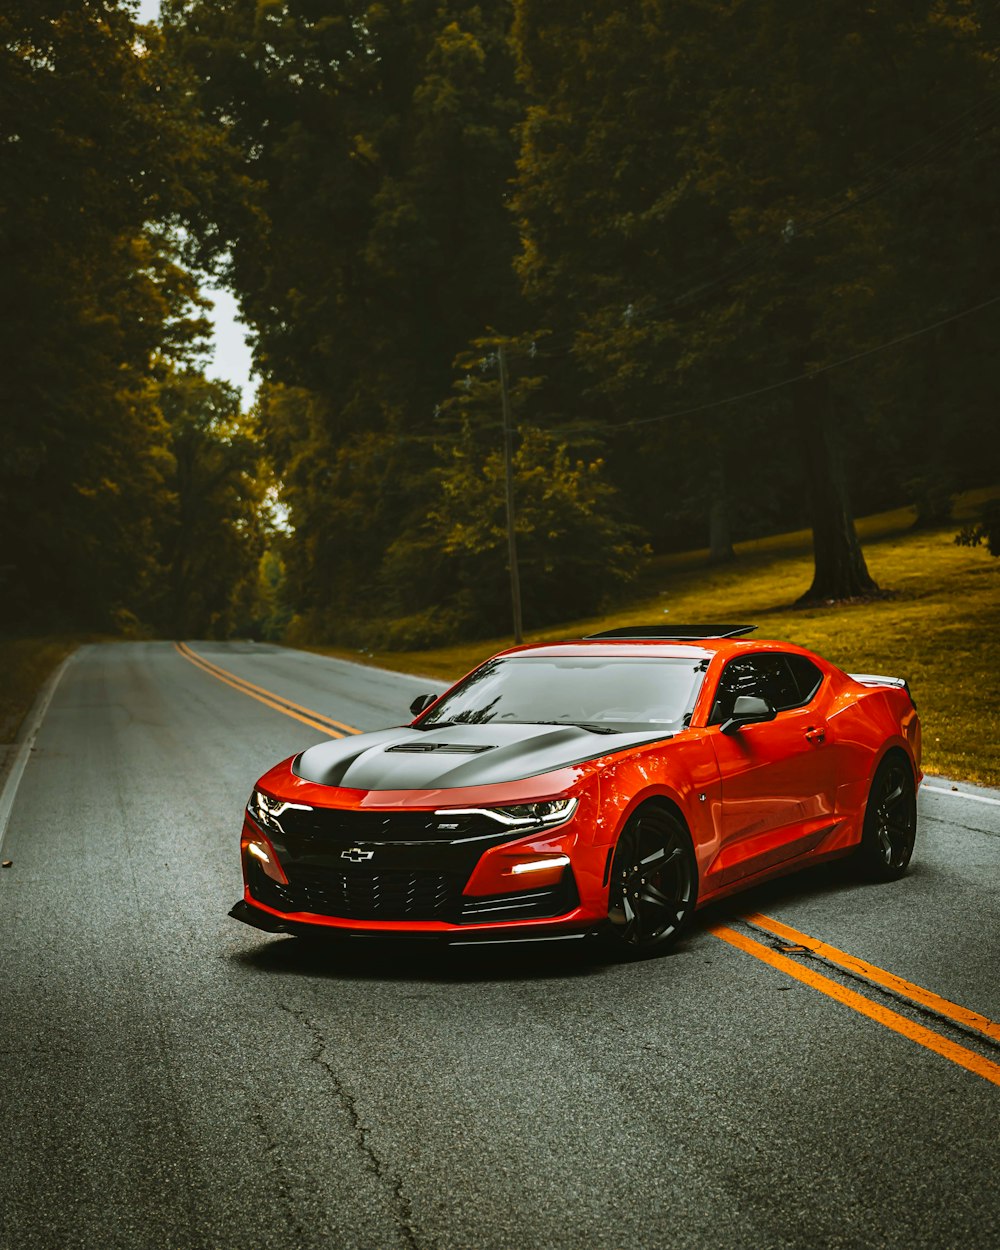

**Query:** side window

left=785, top=654, right=823, bottom=705
left=709, top=657, right=762, bottom=724
left=754, top=655, right=800, bottom=711
left=709, top=653, right=822, bottom=723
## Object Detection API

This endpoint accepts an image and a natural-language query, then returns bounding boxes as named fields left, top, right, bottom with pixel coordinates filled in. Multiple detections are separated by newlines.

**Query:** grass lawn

left=310, top=490, right=1000, bottom=787
left=0, top=638, right=81, bottom=743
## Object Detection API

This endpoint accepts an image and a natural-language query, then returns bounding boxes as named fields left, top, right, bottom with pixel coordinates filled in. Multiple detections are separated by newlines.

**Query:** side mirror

left=409, top=693, right=438, bottom=718
left=720, top=694, right=775, bottom=736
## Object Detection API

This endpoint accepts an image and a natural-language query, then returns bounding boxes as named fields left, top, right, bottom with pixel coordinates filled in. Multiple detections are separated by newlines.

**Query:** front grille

left=270, top=867, right=461, bottom=921
left=250, top=863, right=578, bottom=926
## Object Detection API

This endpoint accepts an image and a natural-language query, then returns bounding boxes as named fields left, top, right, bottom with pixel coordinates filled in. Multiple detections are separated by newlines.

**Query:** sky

left=136, top=0, right=257, bottom=403
left=200, top=284, right=256, bottom=404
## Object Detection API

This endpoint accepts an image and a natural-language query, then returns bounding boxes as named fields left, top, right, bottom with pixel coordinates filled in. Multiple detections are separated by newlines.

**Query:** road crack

left=745, top=925, right=1000, bottom=1055
left=281, top=1004, right=422, bottom=1250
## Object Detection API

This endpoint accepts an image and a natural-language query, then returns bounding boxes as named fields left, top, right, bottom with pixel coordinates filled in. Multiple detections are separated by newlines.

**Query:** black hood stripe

left=292, top=723, right=676, bottom=790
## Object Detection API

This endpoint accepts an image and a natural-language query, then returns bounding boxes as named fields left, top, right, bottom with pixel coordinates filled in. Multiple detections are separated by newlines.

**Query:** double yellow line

left=177, top=639, right=1000, bottom=1086
left=174, top=641, right=359, bottom=738
left=709, top=918, right=1000, bottom=1086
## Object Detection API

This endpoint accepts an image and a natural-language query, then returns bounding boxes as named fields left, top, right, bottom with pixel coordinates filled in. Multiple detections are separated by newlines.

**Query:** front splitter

left=228, top=898, right=596, bottom=945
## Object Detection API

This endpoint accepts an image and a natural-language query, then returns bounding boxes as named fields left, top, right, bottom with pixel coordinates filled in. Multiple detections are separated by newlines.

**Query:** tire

left=600, top=804, right=698, bottom=959
left=855, top=753, right=917, bottom=882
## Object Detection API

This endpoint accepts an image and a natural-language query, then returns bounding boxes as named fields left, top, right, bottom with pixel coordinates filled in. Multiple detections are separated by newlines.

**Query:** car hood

left=292, top=722, right=674, bottom=790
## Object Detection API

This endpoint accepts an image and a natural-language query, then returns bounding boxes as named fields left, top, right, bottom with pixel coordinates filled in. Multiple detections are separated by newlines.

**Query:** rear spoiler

left=848, top=673, right=917, bottom=708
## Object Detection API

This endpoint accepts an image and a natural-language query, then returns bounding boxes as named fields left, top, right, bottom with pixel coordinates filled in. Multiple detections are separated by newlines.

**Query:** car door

left=705, top=653, right=837, bottom=888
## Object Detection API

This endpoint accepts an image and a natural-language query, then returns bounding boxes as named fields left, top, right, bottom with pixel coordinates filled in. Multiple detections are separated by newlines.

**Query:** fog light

left=241, top=826, right=288, bottom=885
left=509, top=854, right=571, bottom=876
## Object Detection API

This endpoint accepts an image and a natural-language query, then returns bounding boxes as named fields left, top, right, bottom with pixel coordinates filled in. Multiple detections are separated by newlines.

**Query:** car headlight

left=247, top=789, right=313, bottom=832
left=435, top=797, right=578, bottom=830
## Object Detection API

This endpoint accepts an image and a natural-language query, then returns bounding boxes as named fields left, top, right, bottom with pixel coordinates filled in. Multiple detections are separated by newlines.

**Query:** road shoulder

left=0, top=648, right=78, bottom=854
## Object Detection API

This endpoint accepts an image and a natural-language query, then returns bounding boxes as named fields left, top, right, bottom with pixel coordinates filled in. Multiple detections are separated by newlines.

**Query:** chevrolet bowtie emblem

left=341, top=847, right=375, bottom=862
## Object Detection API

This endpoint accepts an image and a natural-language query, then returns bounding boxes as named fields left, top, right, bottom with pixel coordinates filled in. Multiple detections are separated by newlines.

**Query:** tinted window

left=709, top=657, right=762, bottom=723
left=756, top=655, right=800, bottom=710
left=709, top=653, right=821, bottom=723
left=785, top=654, right=823, bottom=704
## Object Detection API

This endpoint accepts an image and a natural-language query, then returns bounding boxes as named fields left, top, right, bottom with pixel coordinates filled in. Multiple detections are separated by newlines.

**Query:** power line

left=608, top=291, right=1000, bottom=431
left=416, top=289, right=1000, bottom=449
left=498, top=90, right=1000, bottom=367
left=416, top=93, right=1000, bottom=448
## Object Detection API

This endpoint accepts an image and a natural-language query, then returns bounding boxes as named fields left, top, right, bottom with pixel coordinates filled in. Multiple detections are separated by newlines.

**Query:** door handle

left=805, top=726, right=826, bottom=744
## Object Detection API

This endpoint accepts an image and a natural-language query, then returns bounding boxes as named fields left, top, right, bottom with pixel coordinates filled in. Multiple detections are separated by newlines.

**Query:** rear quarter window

left=785, top=654, right=823, bottom=705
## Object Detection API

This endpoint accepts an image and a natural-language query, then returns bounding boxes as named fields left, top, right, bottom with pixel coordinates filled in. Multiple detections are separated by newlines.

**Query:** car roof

left=491, top=630, right=818, bottom=664
left=497, top=641, right=717, bottom=661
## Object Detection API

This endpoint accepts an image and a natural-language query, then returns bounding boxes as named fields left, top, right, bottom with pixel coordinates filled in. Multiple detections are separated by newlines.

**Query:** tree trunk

left=794, top=376, right=878, bottom=603
left=708, top=451, right=734, bottom=563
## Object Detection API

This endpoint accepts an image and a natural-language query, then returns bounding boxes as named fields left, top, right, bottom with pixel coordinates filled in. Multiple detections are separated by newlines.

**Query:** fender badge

left=341, top=847, right=375, bottom=862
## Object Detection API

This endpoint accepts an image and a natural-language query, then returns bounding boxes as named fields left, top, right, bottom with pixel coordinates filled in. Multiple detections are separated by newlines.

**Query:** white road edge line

left=922, top=784, right=1000, bottom=807
left=0, top=651, right=77, bottom=857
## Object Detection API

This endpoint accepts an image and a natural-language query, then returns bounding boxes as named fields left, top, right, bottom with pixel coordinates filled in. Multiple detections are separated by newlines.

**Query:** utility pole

left=497, top=342, right=523, bottom=644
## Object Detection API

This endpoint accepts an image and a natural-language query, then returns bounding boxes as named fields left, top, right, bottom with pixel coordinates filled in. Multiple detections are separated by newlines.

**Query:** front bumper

left=229, top=896, right=598, bottom=944
left=233, top=784, right=610, bottom=940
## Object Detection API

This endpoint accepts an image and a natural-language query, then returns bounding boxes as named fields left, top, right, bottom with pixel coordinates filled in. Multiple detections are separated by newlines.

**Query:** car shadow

left=228, top=857, right=926, bottom=984
left=694, top=853, right=933, bottom=930
left=228, top=932, right=623, bottom=983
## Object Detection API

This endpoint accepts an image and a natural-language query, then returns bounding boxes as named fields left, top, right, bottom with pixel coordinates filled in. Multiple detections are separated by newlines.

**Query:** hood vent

left=385, top=742, right=495, bottom=755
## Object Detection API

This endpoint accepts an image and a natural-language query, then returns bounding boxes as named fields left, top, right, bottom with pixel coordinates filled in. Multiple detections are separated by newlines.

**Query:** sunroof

left=583, top=624, right=757, bottom=641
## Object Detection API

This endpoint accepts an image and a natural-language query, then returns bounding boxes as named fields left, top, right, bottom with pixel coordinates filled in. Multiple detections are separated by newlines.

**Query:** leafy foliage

left=166, top=2, right=550, bottom=642
left=7, top=3, right=998, bottom=646
left=156, top=372, right=270, bottom=637
left=381, top=421, right=648, bottom=643
left=510, top=0, right=1000, bottom=601
left=956, top=500, right=1000, bottom=557
left=0, top=3, right=199, bottom=628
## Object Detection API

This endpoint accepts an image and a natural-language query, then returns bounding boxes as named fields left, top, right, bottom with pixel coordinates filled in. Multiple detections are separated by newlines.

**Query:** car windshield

left=419, top=656, right=706, bottom=733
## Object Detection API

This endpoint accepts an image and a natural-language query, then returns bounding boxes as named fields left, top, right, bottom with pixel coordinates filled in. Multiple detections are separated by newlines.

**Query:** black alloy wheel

left=856, top=754, right=917, bottom=881
left=603, top=805, right=697, bottom=957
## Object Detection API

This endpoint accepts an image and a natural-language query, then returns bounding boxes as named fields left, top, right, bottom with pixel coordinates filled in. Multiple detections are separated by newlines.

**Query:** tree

left=164, top=1, right=527, bottom=641
left=511, top=1, right=754, bottom=554
left=510, top=1, right=1000, bottom=600
left=155, top=0, right=1000, bottom=644
left=690, top=1, right=997, bottom=600
left=381, top=419, right=648, bottom=643
left=156, top=372, right=269, bottom=637
left=0, top=1, right=217, bottom=631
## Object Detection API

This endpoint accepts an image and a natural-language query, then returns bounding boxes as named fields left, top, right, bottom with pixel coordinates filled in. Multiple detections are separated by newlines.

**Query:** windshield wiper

left=524, top=720, right=622, bottom=735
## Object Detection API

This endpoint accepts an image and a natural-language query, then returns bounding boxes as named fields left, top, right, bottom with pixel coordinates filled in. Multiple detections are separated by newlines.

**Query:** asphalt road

left=1, top=640, right=997, bottom=1250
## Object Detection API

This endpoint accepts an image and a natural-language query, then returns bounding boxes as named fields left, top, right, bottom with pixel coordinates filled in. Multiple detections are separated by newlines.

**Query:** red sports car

left=230, top=625, right=921, bottom=956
